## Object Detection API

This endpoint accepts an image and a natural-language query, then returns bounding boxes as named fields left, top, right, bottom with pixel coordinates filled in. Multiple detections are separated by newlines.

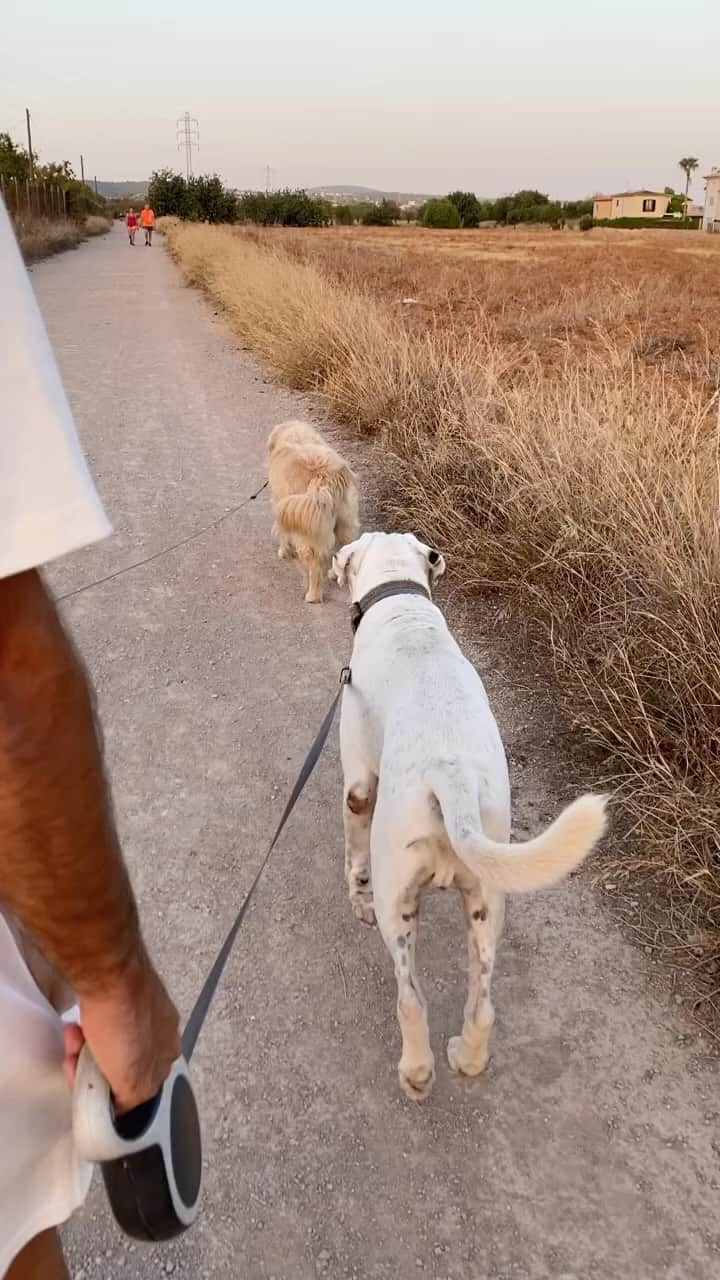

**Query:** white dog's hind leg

left=447, top=884, right=503, bottom=1076
left=343, top=776, right=377, bottom=925
left=373, top=854, right=435, bottom=1101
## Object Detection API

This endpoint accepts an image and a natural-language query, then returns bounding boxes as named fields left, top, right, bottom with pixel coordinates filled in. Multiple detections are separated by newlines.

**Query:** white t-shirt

left=0, top=196, right=110, bottom=578
left=0, top=198, right=110, bottom=1272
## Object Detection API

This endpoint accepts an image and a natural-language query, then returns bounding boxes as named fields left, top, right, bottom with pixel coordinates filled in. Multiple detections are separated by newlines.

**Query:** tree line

left=0, top=132, right=106, bottom=217
left=419, top=190, right=593, bottom=228
left=147, top=171, right=596, bottom=229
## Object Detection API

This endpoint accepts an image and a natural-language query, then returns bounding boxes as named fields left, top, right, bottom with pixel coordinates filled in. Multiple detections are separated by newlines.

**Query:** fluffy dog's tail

left=275, top=486, right=335, bottom=547
left=429, top=769, right=608, bottom=894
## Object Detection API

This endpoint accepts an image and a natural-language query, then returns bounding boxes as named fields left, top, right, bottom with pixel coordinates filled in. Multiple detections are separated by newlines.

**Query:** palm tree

left=678, top=157, right=699, bottom=222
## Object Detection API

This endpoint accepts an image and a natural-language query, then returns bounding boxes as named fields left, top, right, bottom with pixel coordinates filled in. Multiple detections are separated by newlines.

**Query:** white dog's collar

left=350, top=580, right=430, bottom=634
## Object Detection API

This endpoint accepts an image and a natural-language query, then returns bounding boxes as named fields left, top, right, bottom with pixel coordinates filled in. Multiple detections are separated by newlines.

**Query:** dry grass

left=16, top=215, right=82, bottom=261
left=15, top=213, right=111, bottom=261
left=163, top=218, right=720, bottom=984
left=84, top=215, right=112, bottom=237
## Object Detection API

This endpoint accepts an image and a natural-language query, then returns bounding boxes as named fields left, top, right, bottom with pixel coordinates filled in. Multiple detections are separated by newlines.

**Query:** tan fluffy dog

left=267, top=420, right=359, bottom=603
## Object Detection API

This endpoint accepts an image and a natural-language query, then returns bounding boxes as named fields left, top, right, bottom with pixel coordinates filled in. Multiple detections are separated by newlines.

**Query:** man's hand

left=64, top=961, right=180, bottom=1113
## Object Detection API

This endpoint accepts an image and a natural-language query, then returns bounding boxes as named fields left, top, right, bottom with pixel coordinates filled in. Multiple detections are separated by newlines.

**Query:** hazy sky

left=3, top=0, right=717, bottom=198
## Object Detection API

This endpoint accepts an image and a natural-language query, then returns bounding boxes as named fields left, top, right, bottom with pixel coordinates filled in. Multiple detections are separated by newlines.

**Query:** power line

left=176, top=112, right=199, bottom=179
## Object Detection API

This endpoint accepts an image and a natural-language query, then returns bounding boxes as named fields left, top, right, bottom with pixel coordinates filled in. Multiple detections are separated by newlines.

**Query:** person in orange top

left=140, top=203, right=155, bottom=246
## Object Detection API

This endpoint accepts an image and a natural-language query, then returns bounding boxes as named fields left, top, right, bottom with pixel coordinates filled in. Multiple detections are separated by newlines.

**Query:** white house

left=703, top=168, right=720, bottom=231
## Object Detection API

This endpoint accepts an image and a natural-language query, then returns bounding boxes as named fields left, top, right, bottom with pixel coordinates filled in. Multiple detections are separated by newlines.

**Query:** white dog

left=332, top=532, right=608, bottom=1101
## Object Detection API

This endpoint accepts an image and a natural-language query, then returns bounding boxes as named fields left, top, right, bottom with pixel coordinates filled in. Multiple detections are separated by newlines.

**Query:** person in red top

left=125, top=207, right=137, bottom=246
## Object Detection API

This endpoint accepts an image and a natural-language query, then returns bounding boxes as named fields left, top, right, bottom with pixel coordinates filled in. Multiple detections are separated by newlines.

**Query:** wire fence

left=1, top=175, right=69, bottom=220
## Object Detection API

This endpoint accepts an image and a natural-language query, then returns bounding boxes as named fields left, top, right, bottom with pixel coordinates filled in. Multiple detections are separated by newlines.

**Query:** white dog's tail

left=275, top=486, right=335, bottom=547
left=430, top=770, right=608, bottom=894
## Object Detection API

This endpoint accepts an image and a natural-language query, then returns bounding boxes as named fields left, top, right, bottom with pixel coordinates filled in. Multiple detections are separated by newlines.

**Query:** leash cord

left=181, top=665, right=351, bottom=1061
left=55, top=479, right=269, bottom=604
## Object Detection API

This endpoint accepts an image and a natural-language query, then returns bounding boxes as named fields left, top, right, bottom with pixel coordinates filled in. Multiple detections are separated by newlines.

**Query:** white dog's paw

left=446, top=1035, right=489, bottom=1077
left=398, top=1056, right=436, bottom=1102
left=351, top=896, right=376, bottom=926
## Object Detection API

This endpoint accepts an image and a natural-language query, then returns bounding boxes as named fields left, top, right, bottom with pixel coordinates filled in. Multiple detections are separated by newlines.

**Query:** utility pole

left=176, top=112, right=199, bottom=179
left=265, top=164, right=271, bottom=193
left=94, top=175, right=98, bottom=196
left=25, top=108, right=34, bottom=178
left=80, top=154, right=85, bottom=185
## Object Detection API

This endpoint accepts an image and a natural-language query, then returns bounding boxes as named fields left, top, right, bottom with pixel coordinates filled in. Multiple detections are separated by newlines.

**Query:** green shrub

left=421, top=198, right=461, bottom=229
left=361, top=199, right=401, bottom=226
left=578, top=214, right=593, bottom=232
left=447, top=190, right=481, bottom=227
left=334, top=203, right=356, bottom=225
left=593, top=216, right=701, bottom=231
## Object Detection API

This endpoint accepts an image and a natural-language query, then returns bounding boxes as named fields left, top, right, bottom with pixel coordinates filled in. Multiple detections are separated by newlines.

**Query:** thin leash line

left=181, top=666, right=351, bottom=1061
left=55, top=479, right=269, bottom=604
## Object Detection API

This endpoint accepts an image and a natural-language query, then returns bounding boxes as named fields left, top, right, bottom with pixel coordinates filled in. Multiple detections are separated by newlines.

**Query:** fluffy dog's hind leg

left=299, top=545, right=323, bottom=603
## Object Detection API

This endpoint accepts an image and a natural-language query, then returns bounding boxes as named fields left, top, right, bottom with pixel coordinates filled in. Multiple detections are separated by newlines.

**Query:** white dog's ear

left=332, top=533, right=372, bottom=589
left=427, top=546, right=446, bottom=584
left=331, top=545, right=353, bottom=587
left=404, top=533, right=446, bottom=585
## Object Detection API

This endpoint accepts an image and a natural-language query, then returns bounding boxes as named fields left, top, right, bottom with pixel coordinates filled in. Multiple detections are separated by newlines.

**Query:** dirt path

left=31, top=225, right=718, bottom=1280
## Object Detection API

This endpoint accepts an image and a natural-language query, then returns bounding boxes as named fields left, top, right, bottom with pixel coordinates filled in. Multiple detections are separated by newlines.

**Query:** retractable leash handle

left=73, top=1047, right=202, bottom=1241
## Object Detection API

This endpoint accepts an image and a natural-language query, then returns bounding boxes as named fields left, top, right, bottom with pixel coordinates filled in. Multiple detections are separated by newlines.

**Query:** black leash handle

left=181, top=666, right=351, bottom=1060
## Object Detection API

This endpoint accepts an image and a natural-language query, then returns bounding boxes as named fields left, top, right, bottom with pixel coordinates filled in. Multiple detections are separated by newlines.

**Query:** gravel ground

left=27, top=224, right=720, bottom=1280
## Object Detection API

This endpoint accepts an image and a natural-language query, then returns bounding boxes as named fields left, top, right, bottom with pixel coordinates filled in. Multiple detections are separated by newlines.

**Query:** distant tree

left=188, top=174, right=237, bottom=223
left=509, top=189, right=550, bottom=209
left=492, top=196, right=509, bottom=224
left=578, top=213, right=593, bottom=232
left=447, top=190, right=481, bottom=228
left=236, top=187, right=330, bottom=227
left=421, top=197, right=462, bottom=229
left=0, top=132, right=32, bottom=179
left=562, top=198, right=593, bottom=220
left=37, top=159, right=75, bottom=182
left=401, top=206, right=416, bottom=223
left=148, top=169, right=237, bottom=222
left=476, top=198, right=497, bottom=222
left=148, top=169, right=192, bottom=218
left=333, top=203, right=356, bottom=225
left=361, top=199, right=401, bottom=226
left=678, top=157, right=699, bottom=220
left=663, top=189, right=685, bottom=215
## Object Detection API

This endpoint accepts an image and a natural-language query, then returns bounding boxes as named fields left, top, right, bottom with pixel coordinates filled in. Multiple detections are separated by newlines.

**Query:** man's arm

left=0, top=569, right=179, bottom=1108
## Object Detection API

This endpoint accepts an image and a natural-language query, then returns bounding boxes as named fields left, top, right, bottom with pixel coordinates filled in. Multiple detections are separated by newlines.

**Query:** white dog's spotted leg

left=447, top=887, right=501, bottom=1077
left=343, top=779, right=377, bottom=925
left=376, top=890, right=435, bottom=1101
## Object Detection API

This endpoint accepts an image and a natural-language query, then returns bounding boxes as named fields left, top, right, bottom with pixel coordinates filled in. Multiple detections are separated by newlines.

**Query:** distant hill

left=96, top=180, right=148, bottom=197
left=310, top=184, right=435, bottom=206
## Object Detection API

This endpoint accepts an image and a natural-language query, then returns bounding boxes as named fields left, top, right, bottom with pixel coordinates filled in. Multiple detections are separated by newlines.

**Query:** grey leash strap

left=181, top=665, right=351, bottom=1061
